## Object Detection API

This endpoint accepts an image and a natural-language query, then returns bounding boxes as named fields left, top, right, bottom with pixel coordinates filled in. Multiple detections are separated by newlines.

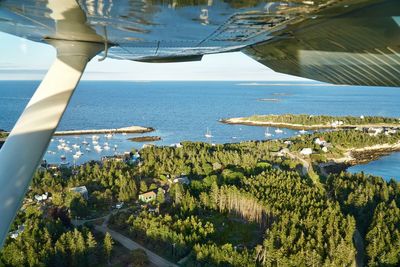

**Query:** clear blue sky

left=0, top=32, right=305, bottom=81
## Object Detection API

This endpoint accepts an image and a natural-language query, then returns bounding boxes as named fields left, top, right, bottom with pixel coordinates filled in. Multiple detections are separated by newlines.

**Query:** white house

left=300, top=148, right=313, bottom=156
left=314, top=137, right=326, bottom=146
left=10, top=225, right=25, bottom=239
left=34, top=192, right=48, bottom=202
left=170, top=143, right=183, bottom=148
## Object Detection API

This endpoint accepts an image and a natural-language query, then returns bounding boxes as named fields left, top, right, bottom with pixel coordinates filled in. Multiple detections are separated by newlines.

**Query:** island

left=221, top=114, right=400, bottom=130
left=128, top=136, right=161, bottom=142
left=2, top=116, right=400, bottom=267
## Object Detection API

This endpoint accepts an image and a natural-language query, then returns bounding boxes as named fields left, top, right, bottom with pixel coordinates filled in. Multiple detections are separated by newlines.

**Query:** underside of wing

left=243, top=0, right=400, bottom=86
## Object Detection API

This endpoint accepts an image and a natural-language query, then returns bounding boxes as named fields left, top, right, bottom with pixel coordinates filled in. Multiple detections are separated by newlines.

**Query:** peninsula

left=221, top=114, right=400, bottom=130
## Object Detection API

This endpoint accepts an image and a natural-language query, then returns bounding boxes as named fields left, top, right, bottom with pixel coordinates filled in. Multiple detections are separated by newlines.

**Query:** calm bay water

left=0, top=81, right=399, bottom=180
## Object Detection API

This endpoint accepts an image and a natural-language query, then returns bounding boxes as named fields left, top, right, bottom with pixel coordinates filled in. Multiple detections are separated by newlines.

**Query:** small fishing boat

left=265, top=127, right=272, bottom=137
left=205, top=128, right=213, bottom=138
left=275, top=128, right=283, bottom=134
left=299, top=129, right=308, bottom=134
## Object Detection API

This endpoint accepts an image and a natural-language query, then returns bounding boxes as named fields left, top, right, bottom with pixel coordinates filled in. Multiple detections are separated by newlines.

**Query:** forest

left=1, top=129, right=400, bottom=266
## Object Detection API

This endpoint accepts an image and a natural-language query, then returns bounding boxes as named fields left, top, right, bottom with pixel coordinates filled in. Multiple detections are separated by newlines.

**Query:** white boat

left=72, top=144, right=80, bottom=150
left=275, top=128, right=283, bottom=134
left=81, top=139, right=89, bottom=145
left=63, top=146, right=71, bottom=152
left=60, top=155, right=66, bottom=161
left=57, top=144, right=64, bottom=150
left=50, top=139, right=54, bottom=142
left=105, top=133, right=113, bottom=139
left=94, top=145, right=103, bottom=152
left=265, top=127, right=272, bottom=137
left=205, top=128, right=213, bottom=138
left=92, top=140, right=99, bottom=145
left=75, top=151, right=83, bottom=156
left=299, top=129, right=308, bottom=134
left=92, top=135, right=100, bottom=141
left=122, top=132, right=127, bottom=136
left=58, top=138, right=65, bottom=143
left=73, top=154, right=80, bottom=160
left=104, top=145, right=110, bottom=151
left=85, top=147, right=91, bottom=152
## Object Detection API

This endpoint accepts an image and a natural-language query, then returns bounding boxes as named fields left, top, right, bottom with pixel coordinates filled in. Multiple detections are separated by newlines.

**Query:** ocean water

left=0, top=81, right=399, bottom=180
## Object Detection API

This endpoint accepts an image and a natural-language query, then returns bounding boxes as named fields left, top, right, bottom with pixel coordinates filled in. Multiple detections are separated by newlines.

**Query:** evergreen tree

left=103, top=232, right=114, bottom=265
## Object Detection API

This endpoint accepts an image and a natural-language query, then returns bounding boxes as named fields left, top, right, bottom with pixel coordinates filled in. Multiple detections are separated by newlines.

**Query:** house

left=300, top=148, right=313, bottom=156
left=10, top=225, right=25, bottom=239
left=170, top=143, right=183, bottom=148
left=139, top=191, right=157, bottom=203
left=314, top=137, right=326, bottom=146
left=34, top=192, right=48, bottom=202
left=70, top=186, right=89, bottom=200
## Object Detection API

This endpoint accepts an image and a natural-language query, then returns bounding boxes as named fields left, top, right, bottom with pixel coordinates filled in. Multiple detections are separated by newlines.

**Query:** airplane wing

left=0, top=0, right=398, bottom=247
left=243, top=0, right=400, bottom=86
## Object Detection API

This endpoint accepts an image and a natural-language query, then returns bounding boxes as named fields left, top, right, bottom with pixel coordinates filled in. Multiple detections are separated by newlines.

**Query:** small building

left=322, top=146, right=328, bottom=153
left=34, top=192, right=48, bottom=202
left=170, top=143, right=183, bottom=148
left=139, top=191, right=157, bottom=203
left=10, top=225, right=25, bottom=239
left=70, top=186, right=89, bottom=200
left=314, top=137, right=326, bottom=146
left=300, top=148, right=313, bottom=156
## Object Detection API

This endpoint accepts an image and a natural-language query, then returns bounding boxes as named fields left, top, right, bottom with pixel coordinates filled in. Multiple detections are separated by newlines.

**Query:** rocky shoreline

left=128, top=136, right=161, bottom=142
left=318, top=143, right=400, bottom=175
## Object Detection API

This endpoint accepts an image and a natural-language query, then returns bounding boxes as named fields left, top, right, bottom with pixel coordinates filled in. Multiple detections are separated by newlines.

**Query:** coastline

left=319, top=142, right=400, bottom=175
left=220, top=117, right=400, bottom=130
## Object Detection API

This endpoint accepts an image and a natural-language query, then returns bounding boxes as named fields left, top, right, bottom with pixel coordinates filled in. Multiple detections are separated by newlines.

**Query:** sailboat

left=264, top=127, right=272, bottom=138
left=205, top=128, right=213, bottom=138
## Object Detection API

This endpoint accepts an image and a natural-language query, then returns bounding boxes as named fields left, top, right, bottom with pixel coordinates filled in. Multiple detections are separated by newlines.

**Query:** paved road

left=95, top=225, right=178, bottom=267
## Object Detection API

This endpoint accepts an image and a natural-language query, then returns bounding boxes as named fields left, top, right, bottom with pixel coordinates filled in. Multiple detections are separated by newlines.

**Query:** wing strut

left=0, top=40, right=103, bottom=246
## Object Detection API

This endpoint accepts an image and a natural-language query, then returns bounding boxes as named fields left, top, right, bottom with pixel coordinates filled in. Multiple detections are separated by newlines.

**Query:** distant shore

left=221, top=117, right=400, bottom=130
